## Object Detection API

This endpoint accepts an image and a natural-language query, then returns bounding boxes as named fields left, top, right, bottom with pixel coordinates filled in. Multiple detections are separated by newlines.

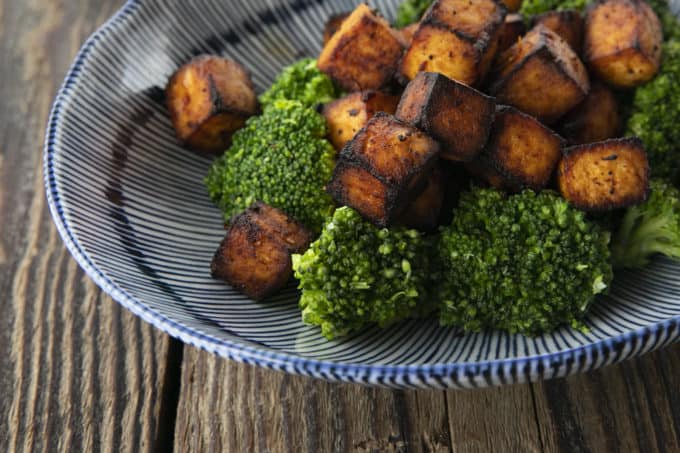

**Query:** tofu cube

left=323, top=91, right=400, bottom=151
left=559, top=81, right=621, bottom=145
left=557, top=137, right=650, bottom=211
left=497, top=14, right=527, bottom=54
left=400, top=23, right=420, bottom=45
left=464, top=157, right=514, bottom=190
left=490, top=25, right=590, bottom=124
left=318, top=4, right=406, bottom=91
left=396, top=72, right=496, bottom=162
left=400, top=0, right=507, bottom=87
left=398, top=166, right=445, bottom=231
left=584, top=0, right=663, bottom=88
left=484, top=106, right=565, bottom=190
left=532, top=9, right=584, bottom=53
left=166, top=55, right=259, bottom=154
left=327, top=113, right=440, bottom=226
left=211, top=203, right=312, bottom=300
left=323, top=12, right=350, bottom=45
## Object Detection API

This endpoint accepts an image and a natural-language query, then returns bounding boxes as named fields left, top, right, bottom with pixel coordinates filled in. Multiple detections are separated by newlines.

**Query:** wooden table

left=1, top=0, right=679, bottom=451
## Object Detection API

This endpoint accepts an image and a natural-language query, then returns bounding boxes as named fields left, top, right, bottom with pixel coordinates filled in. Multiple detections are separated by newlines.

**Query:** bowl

left=44, top=0, right=680, bottom=389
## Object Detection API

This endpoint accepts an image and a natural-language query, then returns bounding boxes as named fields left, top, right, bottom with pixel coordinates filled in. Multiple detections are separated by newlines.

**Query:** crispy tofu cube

left=557, top=137, right=650, bottom=211
left=323, top=12, right=350, bottom=45
left=584, top=0, right=663, bottom=88
left=491, top=25, right=590, bottom=124
left=497, top=14, right=527, bottom=54
left=501, top=0, right=523, bottom=12
left=559, top=82, right=621, bottom=145
left=317, top=4, right=405, bottom=91
left=327, top=113, right=440, bottom=226
left=166, top=55, right=259, bottom=154
left=323, top=91, right=400, bottom=151
left=396, top=72, right=496, bottom=162
left=400, top=0, right=507, bottom=87
left=400, top=23, right=420, bottom=45
left=211, top=203, right=312, bottom=300
left=532, top=9, right=584, bottom=53
left=398, top=166, right=445, bottom=231
left=484, top=106, right=565, bottom=190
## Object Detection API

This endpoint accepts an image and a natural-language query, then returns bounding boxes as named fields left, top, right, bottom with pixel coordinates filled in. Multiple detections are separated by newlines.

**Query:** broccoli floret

left=292, top=207, right=433, bottom=339
left=648, top=0, right=680, bottom=41
left=627, top=40, right=680, bottom=184
left=205, top=99, right=335, bottom=232
left=395, top=0, right=433, bottom=28
left=520, top=0, right=589, bottom=15
left=437, top=188, right=612, bottom=335
left=259, top=58, right=339, bottom=108
left=611, top=179, right=680, bottom=268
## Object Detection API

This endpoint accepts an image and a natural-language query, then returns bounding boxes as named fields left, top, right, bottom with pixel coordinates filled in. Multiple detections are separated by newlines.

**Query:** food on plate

left=437, top=187, right=613, bottom=335
left=400, top=22, right=420, bottom=44
left=317, top=3, right=406, bottom=91
left=211, top=203, right=312, bottom=300
left=584, top=0, right=663, bottom=88
left=502, top=0, right=524, bottom=12
left=483, top=105, right=565, bottom=190
left=326, top=113, right=440, bottom=227
left=520, top=0, right=588, bottom=15
left=531, top=9, right=583, bottom=52
left=491, top=25, right=590, bottom=123
left=400, top=0, right=507, bottom=87
left=648, top=0, right=680, bottom=40
left=626, top=40, right=680, bottom=184
left=398, top=165, right=446, bottom=231
left=323, top=12, right=349, bottom=45
left=205, top=99, right=335, bottom=232
left=557, top=137, right=650, bottom=211
left=322, top=90, right=400, bottom=151
left=559, top=81, right=621, bottom=145
left=497, top=14, right=527, bottom=54
left=259, top=58, right=338, bottom=108
left=396, top=72, right=496, bottom=162
left=611, top=179, right=680, bottom=268
left=292, top=207, right=433, bottom=339
left=394, top=0, right=433, bottom=28
left=166, top=55, right=259, bottom=154
left=464, top=157, right=510, bottom=190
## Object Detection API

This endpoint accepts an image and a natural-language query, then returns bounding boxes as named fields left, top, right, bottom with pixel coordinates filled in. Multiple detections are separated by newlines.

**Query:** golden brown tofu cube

left=166, top=55, right=259, bottom=155
left=559, top=82, right=621, bottom=145
left=323, top=12, right=349, bottom=45
left=491, top=25, right=590, bottom=124
left=317, top=4, right=405, bottom=91
left=396, top=72, right=496, bottom=162
left=497, top=14, right=527, bottom=54
left=211, top=204, right=312, bottom=300
left=400, top=23, right=420, bottom=45
left=532, top=9, right=584, bottom=53
left=327, top=113, right=440, bottom=226
left=484, top=106, right=565, bottom=190
left=323, top=91, right=400, bottom=151
left=584, top=0, right=662, bottom=88
left=501, top=0, right=523, bottom=12
left=557, top=137, right=650, bottom=211
left=400, top=0, right=507, bottom=87
left=398, top=166, right=445, bottom=231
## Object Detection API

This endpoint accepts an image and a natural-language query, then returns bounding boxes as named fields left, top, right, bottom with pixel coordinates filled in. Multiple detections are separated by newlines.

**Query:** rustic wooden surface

left=0, top=0, right=678, bottom=451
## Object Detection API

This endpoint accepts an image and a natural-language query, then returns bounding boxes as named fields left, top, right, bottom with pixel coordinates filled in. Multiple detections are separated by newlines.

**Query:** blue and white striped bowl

left=44, top=0, right=680, bottom=389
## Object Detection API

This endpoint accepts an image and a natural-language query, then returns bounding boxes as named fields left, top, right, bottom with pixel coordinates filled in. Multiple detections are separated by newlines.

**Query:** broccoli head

left=611, top=179, right=680, bottom=268
left=437, top=187, right=612, bottom=335
left=292, top=207, right=433, bottom=339
left=259, top=58, right=339, bottom=108
left=395, top=0, right=433, bottom=28
left=627, top=40, right=680, bottom=185
left=205, top=99, right=335, bottom=232
left=520, top=0, right=589, bottom=16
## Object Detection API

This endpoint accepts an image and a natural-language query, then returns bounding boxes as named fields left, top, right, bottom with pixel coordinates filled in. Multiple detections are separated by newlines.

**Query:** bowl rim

left=43, top=0, right=680, bottom=385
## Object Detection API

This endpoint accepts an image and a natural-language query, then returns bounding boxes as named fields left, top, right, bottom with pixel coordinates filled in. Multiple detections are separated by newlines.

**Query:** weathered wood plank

left=0, top=0, right=178, bottom=451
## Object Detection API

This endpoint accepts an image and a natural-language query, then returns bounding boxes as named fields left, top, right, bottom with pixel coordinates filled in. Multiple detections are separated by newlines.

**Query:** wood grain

left=0, top=0, right=180, bottom=451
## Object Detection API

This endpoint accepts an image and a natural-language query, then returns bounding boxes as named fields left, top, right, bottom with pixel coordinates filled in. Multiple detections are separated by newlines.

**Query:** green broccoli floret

left=520, top=0, right=589, bottom=15
left=205, top=99, right=335, bottom=232
left=292, top=207, right=433, bottom=339
left=648, top=0, right=680, bottom=41
left=626, top=40, right=680, bottom=184
left=395, top=0, right=433, bottom=28
left=611, top=179, right=680, bottom=268
left=437, top=188, right=612, bottom=335
left=258, top=58, right=339, bottom=108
